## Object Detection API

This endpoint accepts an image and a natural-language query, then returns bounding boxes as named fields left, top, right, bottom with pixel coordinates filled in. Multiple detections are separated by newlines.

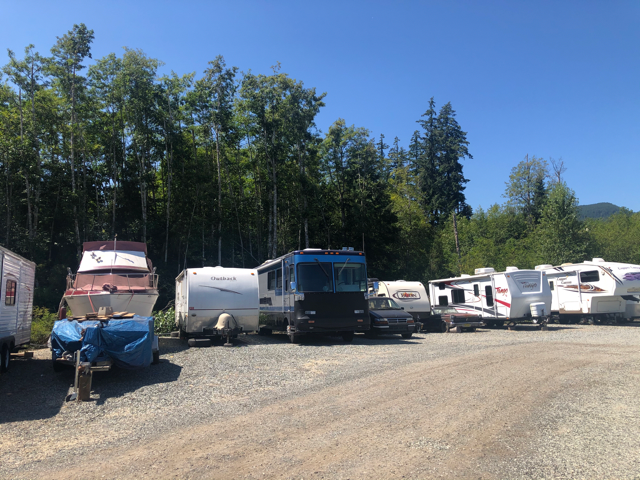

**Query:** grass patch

left=30, top=306, right=58, bottom=346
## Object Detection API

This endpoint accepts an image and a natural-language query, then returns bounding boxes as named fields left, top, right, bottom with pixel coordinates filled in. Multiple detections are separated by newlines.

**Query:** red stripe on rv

left=495, top=299, right=511, bottom=308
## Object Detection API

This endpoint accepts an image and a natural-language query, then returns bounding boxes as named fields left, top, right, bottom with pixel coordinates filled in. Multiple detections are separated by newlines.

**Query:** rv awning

left=78, top=250, right=149, bottom=273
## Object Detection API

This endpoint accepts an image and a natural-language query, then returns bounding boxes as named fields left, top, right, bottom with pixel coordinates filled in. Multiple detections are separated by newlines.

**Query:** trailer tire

left=401, top=333, right=413, bottom=339
left=188, top=338, right=212, bottom=348
left=1, top=344, right=9, bottom=373
left=152, top=350, right=160, bottom=365
left=341, top=331, right=355, bottom=343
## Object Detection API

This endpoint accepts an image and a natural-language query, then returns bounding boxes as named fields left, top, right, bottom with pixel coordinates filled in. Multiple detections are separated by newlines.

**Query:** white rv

left=0, top=246, right=35, bottom=373
left=368, top=279, right=433, bottom=329
left=175, top=267, right=259, bottom=344
left=537, top=259, right=640, bottom=323
left=428, top=267, right=551, bottom=328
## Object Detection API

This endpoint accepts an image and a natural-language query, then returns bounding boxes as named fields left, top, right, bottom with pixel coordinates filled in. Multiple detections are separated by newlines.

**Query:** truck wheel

left=401, top=333, right=413, bottom=339
left=455, top=326, right=464, bottom=333
left=0, top=345, right=9, bottom=373
left=440, top=321, right=448, bottom=333
left=341, top=331, right=355, bottom=343
left=289, top=333, right=299, bottom=344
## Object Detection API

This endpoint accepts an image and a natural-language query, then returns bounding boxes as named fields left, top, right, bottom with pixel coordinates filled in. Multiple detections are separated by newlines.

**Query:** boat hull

left=64, top=292, right=159, bottom=317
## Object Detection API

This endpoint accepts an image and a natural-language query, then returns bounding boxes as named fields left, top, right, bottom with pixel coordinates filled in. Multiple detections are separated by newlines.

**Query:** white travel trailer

left=537, top=259, right=640, bottom=323
left=175, top=267, right=259, bottom=345
left=428, top=267, right=551, bottom=328
left=0, top=246, right=35, bottom=373
left=368, top=279, right=433, bottom=329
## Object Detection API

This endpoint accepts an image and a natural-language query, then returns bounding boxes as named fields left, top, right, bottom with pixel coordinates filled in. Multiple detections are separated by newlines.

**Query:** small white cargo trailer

left=537, top=259, right=640, bottom=323
left=0, top=246, right=36, bottom=373
left=175, top=267, right=259, bottom=345
left=428, top=267, right=551, bottom=328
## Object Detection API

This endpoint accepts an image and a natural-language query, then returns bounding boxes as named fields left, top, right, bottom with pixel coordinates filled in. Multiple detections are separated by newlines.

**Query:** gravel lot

left=1, top=323, right=640, bottom=479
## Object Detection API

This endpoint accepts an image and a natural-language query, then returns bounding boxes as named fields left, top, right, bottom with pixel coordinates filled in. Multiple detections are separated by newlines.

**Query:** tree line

left=1, top=24, right=638, bottom=311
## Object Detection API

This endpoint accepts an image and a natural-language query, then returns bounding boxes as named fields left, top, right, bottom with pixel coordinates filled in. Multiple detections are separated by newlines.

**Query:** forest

left=2, top=24, right=640, bottom=313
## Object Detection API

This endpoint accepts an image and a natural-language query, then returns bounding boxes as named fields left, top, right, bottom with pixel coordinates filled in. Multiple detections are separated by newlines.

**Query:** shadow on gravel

left=231, top=332, right=426, bottom=347
left=0, top=342, right=184, bottom=421
left=0, top=353, right=71, bottom=423
left=90, top=359, right=182, bottom=406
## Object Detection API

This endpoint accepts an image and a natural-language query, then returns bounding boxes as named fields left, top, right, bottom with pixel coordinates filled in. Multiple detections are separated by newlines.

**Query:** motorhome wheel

left=341, top=331, right=355, bottom=342
left=288, top=333, right=299, bottom=344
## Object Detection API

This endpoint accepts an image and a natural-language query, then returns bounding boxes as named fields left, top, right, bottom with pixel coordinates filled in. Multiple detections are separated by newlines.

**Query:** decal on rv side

left=561, top=284, right=605, bottom=293
left=392, top=291, right=420, bottom=300
left=495, top=287, right=508, bottom=296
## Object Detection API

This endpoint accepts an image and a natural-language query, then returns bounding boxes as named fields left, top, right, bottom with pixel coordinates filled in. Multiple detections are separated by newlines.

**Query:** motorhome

left=0, top=246, right=35, bottom=374
left=175, top=267, right=259, bottom=345
left=428, top=267, right=551, bottom=328
left=62, top=240, right=158, bottom=317
left=537, top=259, right=640, bottom=323
left=368, top=279, right=433, bottom=330
left=257, top=248, right=369, bottom=343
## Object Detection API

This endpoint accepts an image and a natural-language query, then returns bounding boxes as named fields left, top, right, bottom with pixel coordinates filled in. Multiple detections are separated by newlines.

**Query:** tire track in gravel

left=38, top=340, right=638, bottom=480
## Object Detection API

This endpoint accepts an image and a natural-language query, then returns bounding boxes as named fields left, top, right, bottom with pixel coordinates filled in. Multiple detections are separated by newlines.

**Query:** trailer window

left=549, top=281, right=554, bottom=291
left=580, top=270, right=600, bottom=283
left=438, top=283, right=446, bottom=290
left=451, top=289, right=465, bottom=304
left=485, top=286, right=494, bottom=307
left=334, top=262, right=367, bottom=292
left=297, top=263, right=334, bottom=293
left=5, top=280, right=16, bottom=306
left=438, top=296, right=448, bottom=306
left=473, top=284, right=479, bottom=296
left=267, top=271, right=276, bottom=291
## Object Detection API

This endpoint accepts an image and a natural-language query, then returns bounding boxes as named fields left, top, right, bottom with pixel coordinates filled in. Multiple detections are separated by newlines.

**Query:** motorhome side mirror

left=373, top=282, right=379, bottom=291
left=290, top=281, right=297, bottom=292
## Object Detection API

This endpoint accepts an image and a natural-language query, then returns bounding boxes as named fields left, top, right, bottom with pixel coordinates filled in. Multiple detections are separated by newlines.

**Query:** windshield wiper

left=314, top=258, right=331, bottom=280
left=337, top=257, right=351, bottom=278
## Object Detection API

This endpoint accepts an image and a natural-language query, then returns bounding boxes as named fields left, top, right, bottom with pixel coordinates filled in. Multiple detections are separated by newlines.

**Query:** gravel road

left=1, top=324, right=640, bottom=479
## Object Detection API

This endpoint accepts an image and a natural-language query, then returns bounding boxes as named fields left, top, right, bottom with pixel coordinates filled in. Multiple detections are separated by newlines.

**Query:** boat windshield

left=297, top=263, right=334, bottom=292
left=368, top=297, right=402, bottom=310
left=334, top=262, right=367, bottom=292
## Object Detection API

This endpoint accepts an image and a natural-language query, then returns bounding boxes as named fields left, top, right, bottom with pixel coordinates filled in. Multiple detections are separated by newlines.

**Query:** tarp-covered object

left=51, top=316, right=153, bottom=369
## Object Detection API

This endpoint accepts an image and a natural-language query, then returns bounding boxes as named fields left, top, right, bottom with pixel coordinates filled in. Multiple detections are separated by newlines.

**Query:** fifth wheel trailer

left=175, top=267, right=259, bottom=344
left=537, top=259, right=640, bottom=323
left=0, top=246, right=35, bottom=374
left=428, top=267, right=551, bottom=328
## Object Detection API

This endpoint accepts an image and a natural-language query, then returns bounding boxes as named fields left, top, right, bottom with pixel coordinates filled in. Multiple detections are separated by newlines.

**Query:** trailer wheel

left=401, top=333, right=413, bottom=339
left=341, top=331, right=355, bottom=343
left=0, top=344, right=9, bottom=373
left=152, top=350, right=160, bottom=365
left=52, top=351, right=65, bottom=372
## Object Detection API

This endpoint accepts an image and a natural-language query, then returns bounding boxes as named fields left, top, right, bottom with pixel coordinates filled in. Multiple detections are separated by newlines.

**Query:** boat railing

left=66, top=272, right=158, bottom=292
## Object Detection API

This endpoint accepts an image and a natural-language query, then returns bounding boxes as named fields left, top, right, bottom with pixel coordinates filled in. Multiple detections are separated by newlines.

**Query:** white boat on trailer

left=537, top=259, right=640, bottom=324
left=62, top=240, right=159, bottom=317
left=428, top=267, right=551, bottom=328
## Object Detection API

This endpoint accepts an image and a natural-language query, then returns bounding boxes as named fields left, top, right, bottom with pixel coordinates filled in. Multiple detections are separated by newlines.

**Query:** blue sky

left=2, top=0, right=639, bottom=211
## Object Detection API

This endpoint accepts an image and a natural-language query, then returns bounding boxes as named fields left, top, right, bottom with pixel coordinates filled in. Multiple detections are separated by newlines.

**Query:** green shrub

left=153, top=307, right=175, bottom=335
left=31, top=306, right=58, bottom=346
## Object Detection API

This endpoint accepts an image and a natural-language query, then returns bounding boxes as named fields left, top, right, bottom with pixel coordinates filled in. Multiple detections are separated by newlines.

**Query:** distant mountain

left=578, top=202, right=621, bottom=220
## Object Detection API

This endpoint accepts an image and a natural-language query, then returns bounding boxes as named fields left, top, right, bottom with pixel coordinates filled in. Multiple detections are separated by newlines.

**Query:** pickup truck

left=431, top=306, right=485, bottom=333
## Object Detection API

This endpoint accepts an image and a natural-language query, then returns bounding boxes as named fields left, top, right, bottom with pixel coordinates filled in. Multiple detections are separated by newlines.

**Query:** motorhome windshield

left=297, top=263, right=334, bottom=292
left=334, top=262, right=367, bottom=292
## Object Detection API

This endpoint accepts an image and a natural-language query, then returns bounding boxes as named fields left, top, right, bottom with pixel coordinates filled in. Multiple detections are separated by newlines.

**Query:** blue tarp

left=51, top=316, right=154, bottom=369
